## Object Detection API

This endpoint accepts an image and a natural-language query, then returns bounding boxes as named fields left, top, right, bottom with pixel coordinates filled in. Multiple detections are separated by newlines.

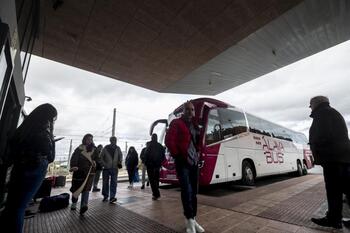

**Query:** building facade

left=0, top=0, right=39, bottom=210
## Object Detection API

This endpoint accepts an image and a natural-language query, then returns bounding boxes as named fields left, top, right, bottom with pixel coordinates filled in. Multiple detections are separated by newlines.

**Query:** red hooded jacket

left=165, top=116, right=199, bottom=159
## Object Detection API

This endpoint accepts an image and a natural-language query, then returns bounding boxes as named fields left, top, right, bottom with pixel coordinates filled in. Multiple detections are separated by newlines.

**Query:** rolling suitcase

left=34, top=178, right=52, bottom=201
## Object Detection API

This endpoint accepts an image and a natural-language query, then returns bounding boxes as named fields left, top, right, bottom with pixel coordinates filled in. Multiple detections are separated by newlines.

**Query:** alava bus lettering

left=262, top=136, right=284, bottom=164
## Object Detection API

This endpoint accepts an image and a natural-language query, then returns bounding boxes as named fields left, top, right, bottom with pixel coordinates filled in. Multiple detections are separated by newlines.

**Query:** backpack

left=39, top=193, right=70, bottom=212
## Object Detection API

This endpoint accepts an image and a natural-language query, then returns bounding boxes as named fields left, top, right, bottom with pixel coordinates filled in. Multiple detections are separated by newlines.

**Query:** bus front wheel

left=242, top=161, right=255, bottom=186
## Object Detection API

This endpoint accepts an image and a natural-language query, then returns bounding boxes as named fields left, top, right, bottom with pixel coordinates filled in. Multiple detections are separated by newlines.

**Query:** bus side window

left=206, top=109, right=222, bottom=145
left=219, top=108, right=247, bottom=138
left=246, top=114, right=264, bottom=135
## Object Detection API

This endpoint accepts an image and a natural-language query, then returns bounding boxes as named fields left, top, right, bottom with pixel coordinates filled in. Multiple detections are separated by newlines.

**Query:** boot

left=80, top=205, right=88, bottom=215
left=194, top=218, right=205, bottom=232
left=185, top=218, right=196, bottom=233
left=71, top=202, right=77, bottom=210
left=311, top=217, right=342, bottom=229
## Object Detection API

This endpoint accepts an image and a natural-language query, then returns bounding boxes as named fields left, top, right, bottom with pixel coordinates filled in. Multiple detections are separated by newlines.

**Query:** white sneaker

left=185, top=218, right=196, bottom=233
left=194, top=218, right=205, bottom=232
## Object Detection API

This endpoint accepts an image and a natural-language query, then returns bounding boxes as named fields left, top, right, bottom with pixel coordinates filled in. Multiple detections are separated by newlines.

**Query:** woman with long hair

left=2, top=103, right=57, bottom=233
left=125, top=146, right=138, bottom=189
left=69, top=134, right=98, bottom=214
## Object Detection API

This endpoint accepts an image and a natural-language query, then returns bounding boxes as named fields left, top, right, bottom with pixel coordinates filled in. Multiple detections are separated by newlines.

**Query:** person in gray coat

left=100, top=136, right=123, bottom=203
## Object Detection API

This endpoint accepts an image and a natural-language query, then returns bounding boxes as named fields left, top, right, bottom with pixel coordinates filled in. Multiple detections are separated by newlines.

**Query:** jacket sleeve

left=143, top=146, right=150, bottom=164
left=117, top=147, right=123, bottom=164
left=160, top=145, right=166, bottom=163
left=92, top=148, right=99, bottom=163
left=162, top=146, right=166, bottom=162
left=100, top=147, right=107, bottom=167
left=125, top=154, right=129, bottom=167
left=135, top=155, right=139, bottom=168
left=140, top=148, right=146, bottom=163
left=165, top=120, right=179, bottom=156
left=34, top=130, right=55, bottom=162
left=70, top=148, right=80, bottom=168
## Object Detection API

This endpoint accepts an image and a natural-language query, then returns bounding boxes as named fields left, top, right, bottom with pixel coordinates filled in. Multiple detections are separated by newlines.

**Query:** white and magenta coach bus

left=150, top=98, right=314, bottom=186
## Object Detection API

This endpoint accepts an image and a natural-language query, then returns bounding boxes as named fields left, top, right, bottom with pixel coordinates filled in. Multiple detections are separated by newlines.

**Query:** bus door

left=217, top=108, right=248, bottom=182
left=149, top=119, right=168, bottom=144
left=203, top=108, right=227, bottom=184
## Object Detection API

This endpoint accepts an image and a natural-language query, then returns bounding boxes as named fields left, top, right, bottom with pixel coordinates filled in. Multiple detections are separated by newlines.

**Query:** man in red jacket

left=165, top=101, right=205, bottom=233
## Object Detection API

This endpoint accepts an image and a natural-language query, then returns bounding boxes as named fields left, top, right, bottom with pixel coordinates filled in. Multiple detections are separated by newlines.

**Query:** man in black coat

left=144, top=134, right=165, bottom=200
left=309, top=96, right=350, bottom=229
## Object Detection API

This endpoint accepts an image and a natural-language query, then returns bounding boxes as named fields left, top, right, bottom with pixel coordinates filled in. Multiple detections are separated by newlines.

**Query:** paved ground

left=24, top=169, right=350, bottom=233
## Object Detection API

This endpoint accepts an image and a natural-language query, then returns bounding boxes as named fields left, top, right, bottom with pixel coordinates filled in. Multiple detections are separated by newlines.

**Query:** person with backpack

left=144, top=134, right=165, bottom=200
left=140, top=142, right=150, bottom=189
left=165, top=101, right=204, bottom=233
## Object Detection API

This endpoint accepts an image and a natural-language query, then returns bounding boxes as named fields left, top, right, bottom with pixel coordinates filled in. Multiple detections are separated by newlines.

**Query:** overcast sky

left=24, top=40, right=350, bottom=161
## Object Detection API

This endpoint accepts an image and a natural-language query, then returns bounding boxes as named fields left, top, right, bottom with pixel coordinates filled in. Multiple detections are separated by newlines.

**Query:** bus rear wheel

left=296, top=161, right=303, bottom=176
left=302, top=162, right=308, bottom=175
left=242, top=161, right=255, bottom=186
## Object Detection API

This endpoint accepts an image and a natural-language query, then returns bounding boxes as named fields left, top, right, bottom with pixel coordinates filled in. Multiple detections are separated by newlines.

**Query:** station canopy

left=33, top=0, right=350, bottom=95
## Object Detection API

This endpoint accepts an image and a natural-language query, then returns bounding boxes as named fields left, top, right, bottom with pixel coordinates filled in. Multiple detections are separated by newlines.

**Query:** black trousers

left=147, top=167, right=160, bottom=198
left=127, top=167, right=136, bottom=184
left=175, top=162, right=198, bottom=219
left=322, top=163, right=350, bottom=222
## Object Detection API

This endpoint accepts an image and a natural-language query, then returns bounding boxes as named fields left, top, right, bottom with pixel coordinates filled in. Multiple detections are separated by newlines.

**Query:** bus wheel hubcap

left=246, top=168, right=253, bottom=180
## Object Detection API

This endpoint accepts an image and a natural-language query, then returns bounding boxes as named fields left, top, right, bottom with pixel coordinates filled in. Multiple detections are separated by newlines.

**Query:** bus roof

left=172, top=97, right=307, bottom=141
left=173, top=98, right=230, bottom=115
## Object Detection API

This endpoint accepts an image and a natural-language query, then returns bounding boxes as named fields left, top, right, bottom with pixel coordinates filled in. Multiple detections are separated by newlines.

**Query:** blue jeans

left=175, top=162, right=198, bottom=219
left=133, top=168, right=140, bottom=182
left=93, top=170, right=102, bottom=189
left=72, top=191, right=89, bottom=207
left=102, top=169, right=118, bottom=199
left=2, top=159, right=48, bottom=233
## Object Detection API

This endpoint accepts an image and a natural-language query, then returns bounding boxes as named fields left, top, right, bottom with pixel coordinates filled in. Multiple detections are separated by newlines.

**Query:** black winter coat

left=70, top=145, right=99, bottom=193
left=144, top=141, right=165, bottom=168
left=125, top=152, right=138, bottom=170
left=309, top=103, right=350, bottom=164
left=140, top=147, right=146, bottom=163
left=11, top=128, right=55, bottom=167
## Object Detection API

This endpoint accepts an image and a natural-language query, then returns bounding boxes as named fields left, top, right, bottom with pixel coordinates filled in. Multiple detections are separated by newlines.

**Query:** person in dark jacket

left=69, top=134, right=98, bottom=215
left=1, top=104, right=57, bottom=233
left=125, top=146, right=139, bottom=189
left=140, top=142, right=150, bottom=189
left=165, top=101, right=204, bottom=233
left=309, top=96, right=350, bottom=229
left=144, top=134, right=165, bottom=200
left=92, top=144, right=103, bottom=192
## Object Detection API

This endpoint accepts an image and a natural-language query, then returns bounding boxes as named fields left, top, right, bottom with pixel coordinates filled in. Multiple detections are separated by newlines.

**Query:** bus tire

left=242, top=160, right=255, bottom=186
left=302, top=162, right=308, bottom=175
left=296, top=161, right=303, bottom=176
